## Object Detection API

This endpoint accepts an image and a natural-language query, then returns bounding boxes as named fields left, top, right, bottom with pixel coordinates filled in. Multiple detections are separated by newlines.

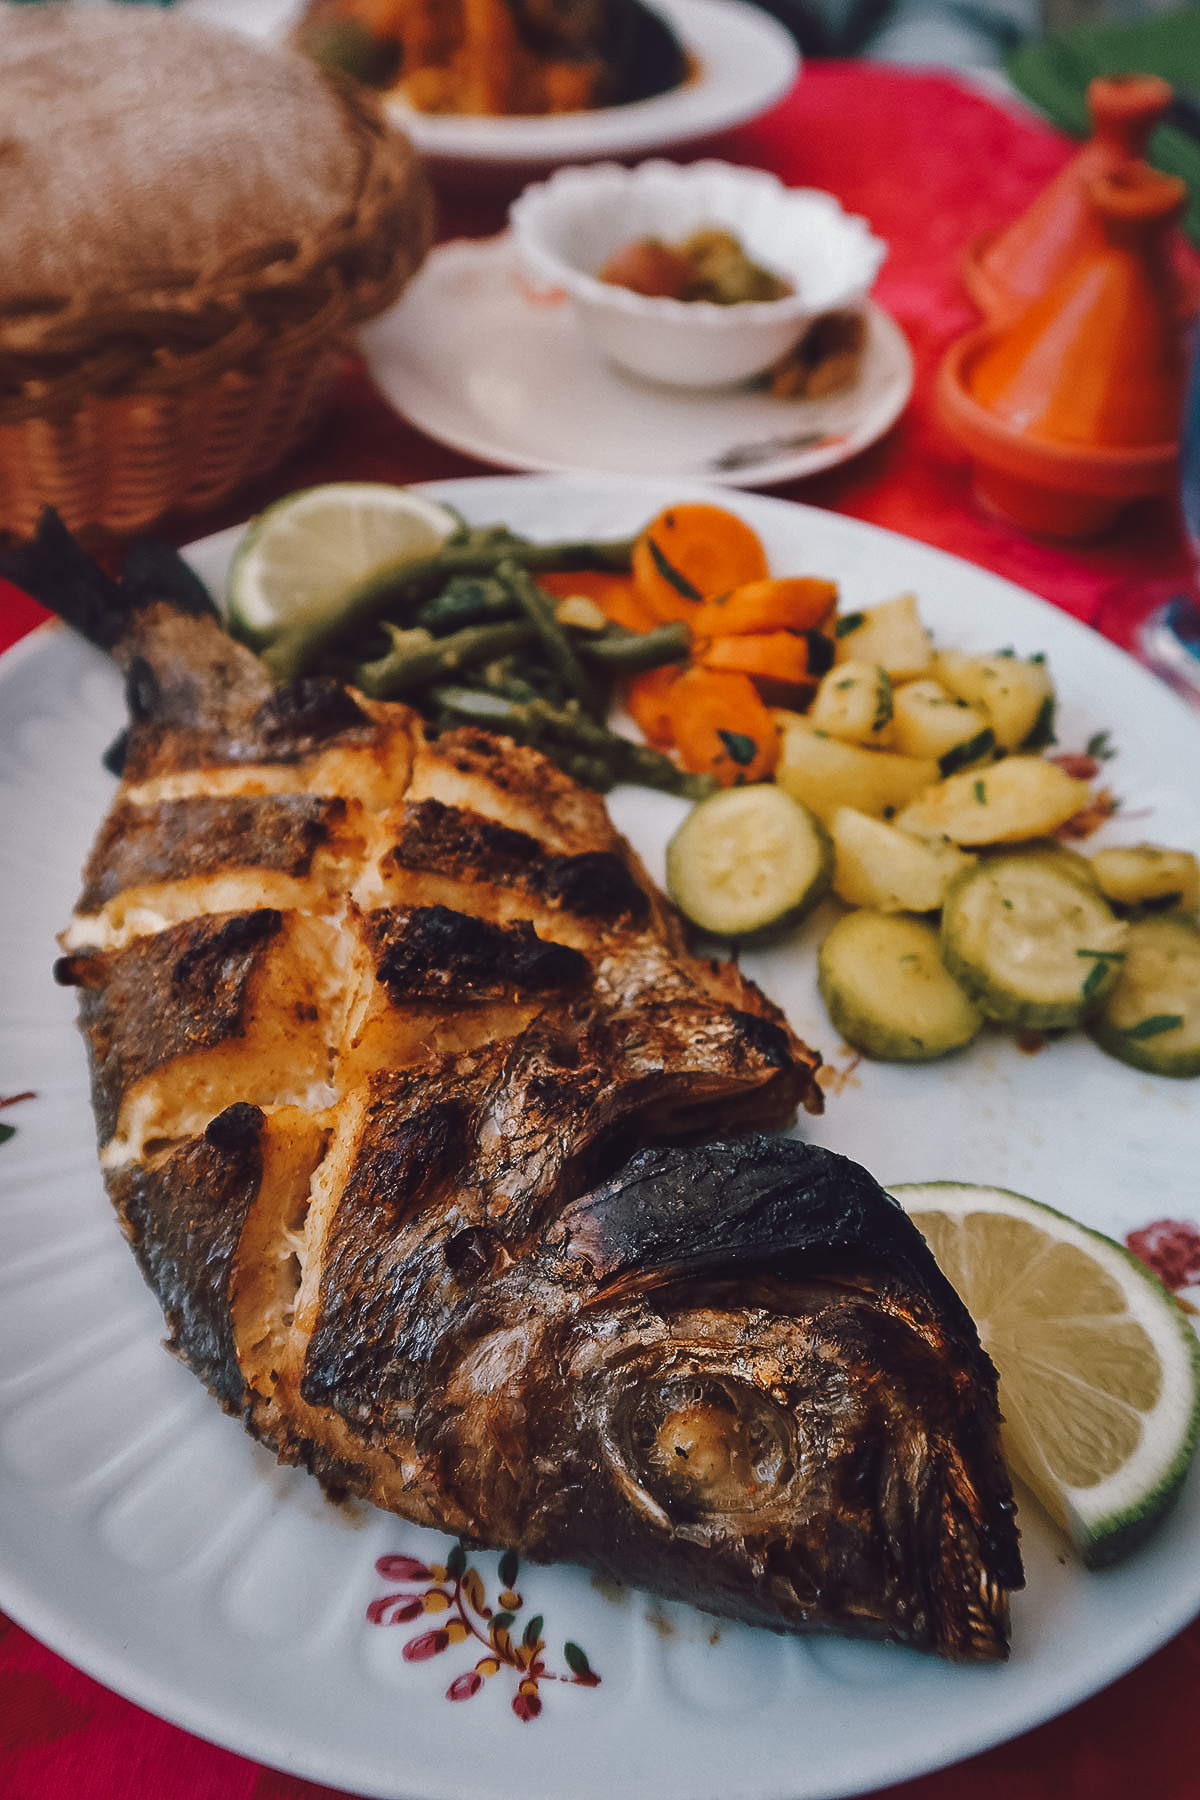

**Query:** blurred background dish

left=0, top=1, right=431, bottom=543
left=188, top=0, right=800, bottom=173
left=509, top=158, right=886, bottom=387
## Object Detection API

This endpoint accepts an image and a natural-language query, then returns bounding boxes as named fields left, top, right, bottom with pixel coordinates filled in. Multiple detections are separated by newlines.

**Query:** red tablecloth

left=2, top=57, right=1198, bottom=1800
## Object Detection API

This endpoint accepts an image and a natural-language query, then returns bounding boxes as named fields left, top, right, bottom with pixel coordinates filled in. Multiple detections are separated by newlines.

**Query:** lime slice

left=891, top=1181, right=1200, bottom=1568
left=227, top=483, right=458, bottom=648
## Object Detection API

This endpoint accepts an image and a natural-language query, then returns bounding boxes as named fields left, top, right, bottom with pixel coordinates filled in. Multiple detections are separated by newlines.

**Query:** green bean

left=429, top=687, right=714, bottom=798
left=497, top=560, right=606, bottom=722
left=259, top=529, right=635, bottom=682
left=413, top=576, right=518, bottom=634
left=355, top=620, right=535, bottom=699
left=577, top=621, right=690, bottom=673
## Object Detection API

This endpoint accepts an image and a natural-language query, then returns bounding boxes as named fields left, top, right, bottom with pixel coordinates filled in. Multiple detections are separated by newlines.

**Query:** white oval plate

left=183, top=0, right=799, bottom=170
left=2, top=473, right=1199, bottom=1800
left=360, top=236, right=913, bottom=486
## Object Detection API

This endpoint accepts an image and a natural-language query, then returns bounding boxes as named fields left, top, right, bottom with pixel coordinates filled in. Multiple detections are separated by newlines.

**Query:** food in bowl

left=599, top=227, right=793, bottom=304
left=510, top=159, right=887, bottom=389
left=0, top=3, right=432, bottom=540
left=296, top=0, right=687, bottom=115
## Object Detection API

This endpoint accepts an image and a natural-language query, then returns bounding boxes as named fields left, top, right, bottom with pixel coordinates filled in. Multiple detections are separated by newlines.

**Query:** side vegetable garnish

left=666, top=785, right=833, bottom=941
left=664, top=575, right=1200, bottom=1076
left=893, top=1183, right=1200, bottom=1569
left=221, top=485, right=1200, bottom=1076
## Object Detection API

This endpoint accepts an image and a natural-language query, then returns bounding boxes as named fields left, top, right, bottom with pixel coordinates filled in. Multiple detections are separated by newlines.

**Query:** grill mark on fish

left=388, top=799, right=651, bottom=926
left=12, top=515, right=1024, bottom=1662
left=78, top=794, right=351, bottom=911
left=368, top=904, right=592, bottom=999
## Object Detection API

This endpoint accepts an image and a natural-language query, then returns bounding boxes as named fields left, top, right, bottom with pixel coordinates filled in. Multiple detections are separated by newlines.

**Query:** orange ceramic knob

left=966, top=163, right=1188, bottom=450
left=963, top=73, right=1176, bottom=323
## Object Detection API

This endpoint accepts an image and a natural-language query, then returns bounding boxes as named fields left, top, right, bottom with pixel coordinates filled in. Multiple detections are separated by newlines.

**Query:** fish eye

left=613, top=1371, right=796, bottom=1522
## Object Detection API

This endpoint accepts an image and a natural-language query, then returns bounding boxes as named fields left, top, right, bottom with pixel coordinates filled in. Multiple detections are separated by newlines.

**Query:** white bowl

left=508, top=158, right=887, bottom=390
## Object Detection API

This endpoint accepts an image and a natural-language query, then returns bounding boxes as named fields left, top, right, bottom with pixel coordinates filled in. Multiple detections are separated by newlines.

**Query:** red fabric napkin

left=1, top=57, right=1198, bottom=1800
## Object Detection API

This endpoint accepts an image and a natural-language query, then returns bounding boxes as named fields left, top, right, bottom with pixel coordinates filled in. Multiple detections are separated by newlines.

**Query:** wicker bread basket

left=0, top=5, right=434, bottom=542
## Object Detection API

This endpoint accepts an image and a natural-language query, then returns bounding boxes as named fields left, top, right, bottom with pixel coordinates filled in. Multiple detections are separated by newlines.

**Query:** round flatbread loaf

left=0, top=3, right=432, bottom=361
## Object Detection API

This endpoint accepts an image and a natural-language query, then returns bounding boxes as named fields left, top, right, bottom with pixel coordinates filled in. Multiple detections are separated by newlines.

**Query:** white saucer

left=359, top=235, right=914, bottom=488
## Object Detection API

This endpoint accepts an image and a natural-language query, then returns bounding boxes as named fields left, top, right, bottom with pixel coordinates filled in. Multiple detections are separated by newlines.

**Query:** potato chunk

left=890, top=678, right=993, bottom=768
left=1090, top=844, right=1200, bottom=914
left=773, top=712, right=938, bottom=826
left=933, top=649, right=1054, bottom=752
left=895, top=756, right=1092, bottom=846
left=834, top=593, right=934, bottom=682
left=809, top=660, right=894, bottom=746
left=831, top=806, right=975, bottom=912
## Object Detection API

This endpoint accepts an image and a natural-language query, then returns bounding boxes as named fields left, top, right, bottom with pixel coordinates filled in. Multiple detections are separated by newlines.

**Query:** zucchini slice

left=665, top=783, right=832, bottom=940
left=1088, top=914, right=1200, bottom=1077
left=818, top=909, right=983, bottom=1061
left=940, top=853, right=1128, bottom=1030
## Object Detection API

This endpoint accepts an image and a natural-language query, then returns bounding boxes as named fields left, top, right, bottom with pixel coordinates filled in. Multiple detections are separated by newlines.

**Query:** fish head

left=525, top=1136, right=1023, bottom=1659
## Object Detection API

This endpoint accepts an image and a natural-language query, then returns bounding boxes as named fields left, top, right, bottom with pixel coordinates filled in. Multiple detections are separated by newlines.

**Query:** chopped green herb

left=873, top=671, right=893, bottom=732
left=647, top=537, right=702, bottom=602
left=973, top=779, right=987, bottom=804
left=1022, top=695, right=1057, bottom=751
left=938, top=726, right=995, bottom=779
left=1078, top=948, right=1126, bottom=1000
left=835, top=611, right=864, bottom=638
left=1086, top=729, right=1116, bottom=761
left=717, top=729, right=759, bottom=767
left=1124, top=1014, right=1185, bottom=1040
left=0, top=1122, right=14, bottom=1147
left=803, top=629, right=835, bottom=677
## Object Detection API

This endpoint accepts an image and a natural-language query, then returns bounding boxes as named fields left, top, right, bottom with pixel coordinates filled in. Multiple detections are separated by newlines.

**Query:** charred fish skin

left=11, top=511, right=1023, bottom=1662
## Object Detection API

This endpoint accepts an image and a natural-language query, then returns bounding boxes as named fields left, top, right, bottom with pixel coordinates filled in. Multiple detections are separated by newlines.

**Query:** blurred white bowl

left=508, top=159, right=887, bottom=390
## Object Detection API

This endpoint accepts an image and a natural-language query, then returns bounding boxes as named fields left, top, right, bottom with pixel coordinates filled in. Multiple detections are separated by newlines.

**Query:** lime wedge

left=227, top=482, right=458, bottom=648
left=891, top=1181, right=1200, bottom=1568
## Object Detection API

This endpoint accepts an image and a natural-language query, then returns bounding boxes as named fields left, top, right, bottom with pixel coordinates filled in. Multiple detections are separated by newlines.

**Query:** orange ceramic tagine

left=939, top=162, right=1187, bottom=539
left=961, top=73, right=1186, bottom=324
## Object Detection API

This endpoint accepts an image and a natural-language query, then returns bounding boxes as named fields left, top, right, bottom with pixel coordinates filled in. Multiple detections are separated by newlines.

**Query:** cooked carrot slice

left=695, top=632, right=816, bottom=708
left=536, top=570, right=658, bottom=633
left=632, top=505, right=770, bottom=624
left=688, top=576, right=838, bottom=639
left=666, top=667, right=779, bottom=786
left=623, top=664, right=682, bottom=749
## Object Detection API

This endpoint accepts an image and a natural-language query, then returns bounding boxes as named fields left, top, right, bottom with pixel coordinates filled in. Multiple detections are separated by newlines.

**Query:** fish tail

left=0, top=507, right=218, bottom=651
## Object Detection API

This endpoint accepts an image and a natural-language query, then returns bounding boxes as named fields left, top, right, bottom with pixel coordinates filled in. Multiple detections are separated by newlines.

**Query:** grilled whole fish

left=11, top=513, right=1023, bottom=1661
